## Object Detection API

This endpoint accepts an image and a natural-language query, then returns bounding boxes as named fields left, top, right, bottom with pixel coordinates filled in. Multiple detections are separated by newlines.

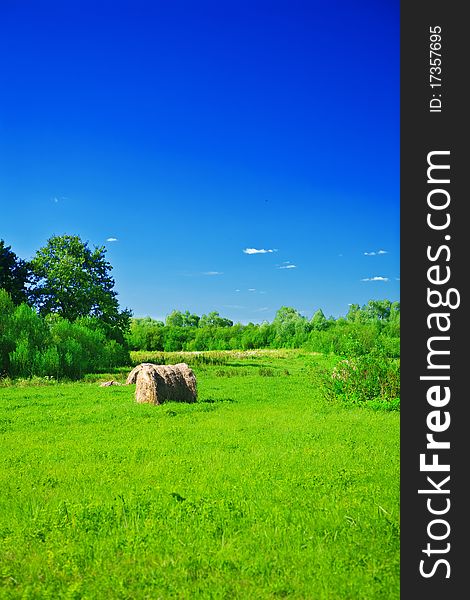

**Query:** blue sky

left=0, top=0, right=399, bottom=324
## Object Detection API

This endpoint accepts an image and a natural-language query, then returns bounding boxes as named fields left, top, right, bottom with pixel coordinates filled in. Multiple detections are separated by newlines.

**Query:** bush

left=49, top=317, right=130, bottom=378
left=315, top=351, right=400, bottom=408
left=8, top=304, right=51, bottom=378
left=0, top=304, right=130, bottom=380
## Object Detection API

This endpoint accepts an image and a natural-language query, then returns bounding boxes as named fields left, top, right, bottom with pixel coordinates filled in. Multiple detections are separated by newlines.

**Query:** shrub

left=8, top=304, right=51, bottom=378
left=315, top=351, right=400, bottom=408
left=49, top=317, right=130, bottom=378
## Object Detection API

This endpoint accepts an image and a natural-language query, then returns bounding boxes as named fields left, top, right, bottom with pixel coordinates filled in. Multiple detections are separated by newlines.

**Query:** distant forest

left=127, top=301, right=400, bottom=356
left=1, top=236, right=399, bottom=380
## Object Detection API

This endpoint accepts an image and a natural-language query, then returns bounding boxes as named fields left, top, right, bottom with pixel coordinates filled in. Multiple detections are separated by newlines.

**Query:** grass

left=0, top=350, right=399, bottom=599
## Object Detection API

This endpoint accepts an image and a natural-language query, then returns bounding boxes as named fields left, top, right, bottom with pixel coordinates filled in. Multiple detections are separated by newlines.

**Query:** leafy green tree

left=165, top=310, right=184, bottom=328
left=273, top=306, right=308, bottom=346
left=199, top=311, right=233, bottom=328
left=29, top=235, right=131, bottom=335
left=310, top=308, right=328, bottom=331
left=165, top=310, right=200, bottom=328
left=273, top=306, right=304, bottom=325
left=390, top=301, right=400, bottom=322
left=182, top=311, right=200, bottom=328
left=362, top=299, right=392, bottom=321
left=126, top=317, right=165, bottom=351
left=0, top=240, right=30, bottom=304
left=346, top=303, right=363, bottom=322
left=163, top=326, right=188, bottom=352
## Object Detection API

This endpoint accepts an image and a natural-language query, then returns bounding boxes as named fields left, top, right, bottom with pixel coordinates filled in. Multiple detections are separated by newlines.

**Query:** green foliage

left=165, top=310, right=185, bottom=328
left=199, top=311, right=233, bottom=328
left=125, top=300, right=400, bottom=358
left=272, top=306, right=308, bottom=347
left=0, top=289, right=16, bottom=374
left=47, top=316, right=130, bottom=378
left=306, top=321, right=381, bottom=356
left=315, top=351, right=400, bottom=409
left=130, top=350, right=230, bottom=367
left=8, top=303, right=51, bottom=378
left=165, top=310, right=200, bottom=328
left=29, top=234, right=131, bottom=335
left=310, top=308, right=329, bottom=331
left=0, top=240, right=30, bottom=305
left=127, top=317, right=165, bottom=351
left=0, top=296, right=130, bottom=380
left=1, top=235, right=132, bottom=380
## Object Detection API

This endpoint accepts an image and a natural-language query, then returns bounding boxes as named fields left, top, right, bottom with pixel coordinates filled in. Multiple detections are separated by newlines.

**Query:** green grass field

left=0, top=350, right=399, bottom=599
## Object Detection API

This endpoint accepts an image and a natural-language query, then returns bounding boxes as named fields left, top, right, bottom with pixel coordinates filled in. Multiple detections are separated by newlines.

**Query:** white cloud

left=364, top=249, right=388, bottom=256
left=278, top=264, right=297, bottom=269
left=243, top=248, right=276, bottom=254
left=255, top=307, right=269, bottom=312
left=106, top=237, right=118, bottom=242
left=203, top=271, right=223, bottom=276
left=361, top=276, right=389, bottom=282
left=235, top=289, right=241, bottom=292
left=248, top=288, right=256, bottom=292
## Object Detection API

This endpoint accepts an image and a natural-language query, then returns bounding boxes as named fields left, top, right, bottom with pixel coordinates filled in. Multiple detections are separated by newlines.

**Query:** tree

left=199, top=311, right=233, bottom=328
left=165, top=310, right=185, bottom=328
left=29, top=235, right=131, bottom=335
left=273, top=306, right=306, bottom=332
left=390, top=301, right=400, bottom=322
left=166, top=310, right=201, bottom=328
left=182, top=311, right=200, bottom=328
left=310, top=308, right=328, bottom=331
left=273, top=306, right=308, bottom=346
left=0, top=240, right=30, bottom=304
left=362, top=299, right=392, bottom=321
left=346, top=303, right=363, bottom=323
left=0, top=289, right=16, bottom=374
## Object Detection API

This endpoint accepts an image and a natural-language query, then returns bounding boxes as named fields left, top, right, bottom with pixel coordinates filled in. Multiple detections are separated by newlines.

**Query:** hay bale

left=126, top=362, right=197, bottom=405
left=126, top=363, right=157, bottom=385
left=99, top=380, right=122, bottom=387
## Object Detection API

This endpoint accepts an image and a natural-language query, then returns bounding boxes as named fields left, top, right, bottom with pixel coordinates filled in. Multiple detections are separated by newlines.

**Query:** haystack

left=126, top=362, right=197, bottom=405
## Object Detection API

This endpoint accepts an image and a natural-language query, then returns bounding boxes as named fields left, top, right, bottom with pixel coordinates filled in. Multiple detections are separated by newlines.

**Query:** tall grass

left=0, top=351, right=399, bottom=598
left=313, top=351, right=400, bottom=410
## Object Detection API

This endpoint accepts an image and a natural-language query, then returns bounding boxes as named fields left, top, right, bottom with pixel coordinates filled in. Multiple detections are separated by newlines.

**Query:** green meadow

left=0, top=350, right=399, bottom=599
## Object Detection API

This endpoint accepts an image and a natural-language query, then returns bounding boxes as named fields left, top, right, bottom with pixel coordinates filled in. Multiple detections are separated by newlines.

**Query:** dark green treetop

left=29, top=234, right=131, bottom=334
left=0, top=240, right=30, bottom=305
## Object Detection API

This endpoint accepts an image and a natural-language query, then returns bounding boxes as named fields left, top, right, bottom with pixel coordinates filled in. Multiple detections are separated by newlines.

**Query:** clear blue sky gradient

left=0, top=0, right=399, bottom=323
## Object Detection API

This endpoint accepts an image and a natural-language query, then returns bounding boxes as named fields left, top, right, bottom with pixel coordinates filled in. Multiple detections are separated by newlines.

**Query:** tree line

left=1, top=236, right=399, bottom=380
left=127, top=302, right=400, bottom=357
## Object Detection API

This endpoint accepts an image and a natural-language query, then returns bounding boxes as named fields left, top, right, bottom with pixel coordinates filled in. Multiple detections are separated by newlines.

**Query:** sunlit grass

left=0, top=351, right=399, bottom=598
